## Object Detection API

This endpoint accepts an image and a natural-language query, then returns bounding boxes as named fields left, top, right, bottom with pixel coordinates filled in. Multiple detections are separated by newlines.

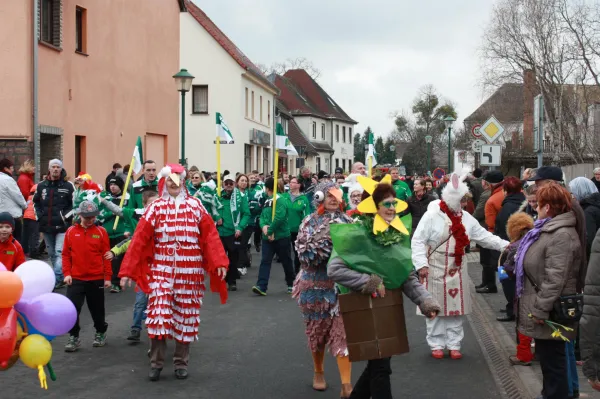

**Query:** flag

left=216, top=112, right=234, bottom=143
left=275, top=122, right=298, bottom=155
left=367, top=132, right=378, bottom=166
left=132, top=136, right=144, bottom=174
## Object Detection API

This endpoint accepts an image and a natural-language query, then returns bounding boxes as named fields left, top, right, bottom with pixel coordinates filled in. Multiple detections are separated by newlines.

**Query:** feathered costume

left=119, top=164, right=228, bottom=342
left=293, top=182, right=353, bottom=356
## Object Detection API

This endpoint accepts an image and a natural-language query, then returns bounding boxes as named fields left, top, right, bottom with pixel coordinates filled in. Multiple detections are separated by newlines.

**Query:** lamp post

left=425, top=135, right=432, bottom=174
left=173, top=68, right=195, bottom=166
left=443, top=116, right=456, bottom=172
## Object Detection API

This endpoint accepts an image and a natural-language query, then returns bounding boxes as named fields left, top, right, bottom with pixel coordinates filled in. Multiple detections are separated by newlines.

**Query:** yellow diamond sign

left=479, top=116, right=505, bottom=144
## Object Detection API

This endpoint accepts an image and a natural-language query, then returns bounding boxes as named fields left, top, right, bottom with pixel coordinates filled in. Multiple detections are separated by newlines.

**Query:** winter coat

left=247, top=183, right=266, bottom=226
left=580, top=192, right=600, bottom=258
left=33, top=169, right=74, bottom=233
left=0, top=172, right=27, bottom=218
left=517, top=211, right=582, bottom=341
left=485, top=184, right=505, bottom=233
left=494, top=192, right=526, bottom=241
left=592, top=177, right=600, bottom=193
left=0, top=235, right=25, bottom=271
left=62, top=223, right=111, bottom=281
left=259, top=194, right=290, bottom=240
left=98, top=191, right=132, bottom=239
left=216, top=190, right=250, bottom=237
left=406, top=193, right=435, bottom=231
left=17, top=172, right=34, bottom=200
left=582, top=228, right=600, bottom=380
left=392, top=179, right=412, bottom=201
left=518, top=199, right=538, bottom=220
left=282, top=192, right=310, bottom=233
left=127, top=177, right=158, bottom=217
left=23, top=184, right=37, bottom=220
left=469, top=178, right=484, bottom=207
left=473, top=189, right=491, bottom=228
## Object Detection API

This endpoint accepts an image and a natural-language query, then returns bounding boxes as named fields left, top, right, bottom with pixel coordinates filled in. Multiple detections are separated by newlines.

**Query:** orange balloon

left=0, top=272, right=23, bottom=308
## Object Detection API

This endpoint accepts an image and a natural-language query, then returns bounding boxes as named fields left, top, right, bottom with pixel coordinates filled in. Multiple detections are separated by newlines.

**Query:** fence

left=561, top=163, right=600, bottom=183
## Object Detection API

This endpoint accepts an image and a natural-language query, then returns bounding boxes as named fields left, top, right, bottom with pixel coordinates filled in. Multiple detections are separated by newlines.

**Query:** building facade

left=0, top=0, right=183, bottom=181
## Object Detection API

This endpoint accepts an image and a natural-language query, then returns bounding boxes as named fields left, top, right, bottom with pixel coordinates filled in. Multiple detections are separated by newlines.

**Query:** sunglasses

left=224, top=181, right=234, bottom=186
left=379, top=199, right=398, bottom=209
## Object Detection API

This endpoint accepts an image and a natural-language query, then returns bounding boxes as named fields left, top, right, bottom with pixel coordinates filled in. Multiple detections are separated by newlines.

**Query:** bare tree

left=257, top=57, right=322, bottom=80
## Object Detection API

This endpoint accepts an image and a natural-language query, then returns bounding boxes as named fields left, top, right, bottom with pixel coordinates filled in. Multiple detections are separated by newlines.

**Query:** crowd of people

left=3, top=155, right=600, bottom=399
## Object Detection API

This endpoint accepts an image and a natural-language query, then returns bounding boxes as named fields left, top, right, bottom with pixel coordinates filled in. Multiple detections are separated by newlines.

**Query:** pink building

left=0, top=0, right=185, bottom=181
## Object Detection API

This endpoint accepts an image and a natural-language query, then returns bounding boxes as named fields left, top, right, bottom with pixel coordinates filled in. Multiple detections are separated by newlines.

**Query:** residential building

left=0, top=0, right=183, bottom=180
left=274, top=70, right=357, bottom=175
left=180, top=0, right=279, bottom=175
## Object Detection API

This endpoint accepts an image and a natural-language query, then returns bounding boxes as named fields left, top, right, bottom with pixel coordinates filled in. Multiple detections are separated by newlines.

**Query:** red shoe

left=450, top=350, right=462, bottom=359
left=431, top=350, right=444, bottom=359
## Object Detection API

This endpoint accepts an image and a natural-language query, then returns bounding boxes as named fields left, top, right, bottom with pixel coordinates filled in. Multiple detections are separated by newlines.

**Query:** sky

left=192, top=0, right=497, bottom=138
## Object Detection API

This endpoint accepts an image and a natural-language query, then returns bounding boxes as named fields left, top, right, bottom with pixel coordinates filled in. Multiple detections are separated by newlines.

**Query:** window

left=267, top=100, right=271, bottom=126
left=312, top=122, right=317, bottom=139
left=75, top=6, right=87, bottom=53
left=349, top=127, right=353, bottom=143
left=325, top=158, right=330, bottom=174
left=192, top=85, right=208, bottom=114
left=336, top=125, right=339, bottom=142
left=260, top=96, right=263, bottom=123
left=244, top=144, right=252, bottom=173
left=40, top=0, right=62, bottom=48
left=336, top=158, right=339, bottom=168
left=349, top=159, right=352, bottom=169
left=251, top=91, right=255, bottom=119
left=263, top=148, right=269, bottom=174
left=342, top=159, right=346, bottom=171
left=321, top=124, right=325, bottom=140
left=342, top=126, right=346, bottom=143
left=245, top=88, right=248, bottom=117
left=316, top=157, right=321, bottom=172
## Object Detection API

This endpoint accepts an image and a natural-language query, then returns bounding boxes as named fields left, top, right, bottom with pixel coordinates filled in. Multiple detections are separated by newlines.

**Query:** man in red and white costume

left=119, top=164, right=228, bottom=381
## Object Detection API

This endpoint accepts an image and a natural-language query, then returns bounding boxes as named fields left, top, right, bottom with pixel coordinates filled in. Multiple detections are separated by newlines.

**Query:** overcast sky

left=193, top=0, right=497, bottom=138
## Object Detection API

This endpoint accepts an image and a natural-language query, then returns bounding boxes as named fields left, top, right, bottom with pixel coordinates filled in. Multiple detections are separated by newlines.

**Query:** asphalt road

left=3, top=256, right=502, bottom=399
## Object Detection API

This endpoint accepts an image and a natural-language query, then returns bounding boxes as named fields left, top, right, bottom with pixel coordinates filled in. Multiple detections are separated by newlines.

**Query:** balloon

left=0, top=263, right=6, bottom=272
left=14, top=261, right=56, bottom=301
left=19, top=334, right=52, bottom=389
left=0, top=308, right=18, bottom=368
left=0, top=272, right=23, bottom=308
left=22, top=293, right=76, bottom=337
left=16, top=312, right=55, bottom=341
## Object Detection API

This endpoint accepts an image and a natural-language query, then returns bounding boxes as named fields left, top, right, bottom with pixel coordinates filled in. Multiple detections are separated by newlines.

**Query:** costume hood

left=157, top=164, right=187, bottom=200
left=441, top=172, right=469, bottom=212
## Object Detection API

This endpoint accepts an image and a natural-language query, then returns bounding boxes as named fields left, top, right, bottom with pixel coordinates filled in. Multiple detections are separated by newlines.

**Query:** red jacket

left=62, top=224, right=111, bottom=281
left=0, top=235, right=26, bottom=271
left=17, top=173, right=34, bottom=201
left=485, top=184, right=506, bottom=232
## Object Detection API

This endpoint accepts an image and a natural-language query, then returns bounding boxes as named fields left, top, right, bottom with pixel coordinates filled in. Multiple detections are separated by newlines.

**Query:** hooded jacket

left=0, top=235, right=25, bottom=271
left=33, top=169, right=74, bottom=233
left=494, top=192, right=526, bottom=241
left=581, top=192, right=600, bottom=257
left=17, top=172, right=34, bottom=200
left=0, top=172, right=27, bottom=218
left=582, top=228, right=600, bottom=380
left=62, top=223, right=111, bottom=281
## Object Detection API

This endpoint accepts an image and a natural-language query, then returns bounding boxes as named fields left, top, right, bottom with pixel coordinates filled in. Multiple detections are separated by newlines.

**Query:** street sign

left=471, top=138, right=486, bottom=152
left=479, top=116, right=505, bottom=144
left=480, top=145, right=502, bottom=166
left=533, top=94, right=544, bottom=153
left=458, top=151, right=466, bottom=161
left=433, top=168, right=445, bottom=180
left=471, top=124, right=482, bottom=138
left=213, top=140, right=235, bottom=144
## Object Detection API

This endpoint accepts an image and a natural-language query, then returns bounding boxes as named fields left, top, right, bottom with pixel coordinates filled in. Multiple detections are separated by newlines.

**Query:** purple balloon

left=23, top=293, right=77, bottom=336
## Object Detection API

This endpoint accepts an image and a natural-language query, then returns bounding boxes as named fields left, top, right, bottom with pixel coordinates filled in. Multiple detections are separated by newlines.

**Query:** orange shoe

left=450, top=350, right=462, bottom=359
left=431, top=350, right=444, bottom=359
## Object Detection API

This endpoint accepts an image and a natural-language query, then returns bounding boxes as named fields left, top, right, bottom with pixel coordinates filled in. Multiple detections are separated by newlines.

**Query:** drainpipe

left=330, top=119, right=334, bottom=174
left=32, top=0, right=40, bottom=181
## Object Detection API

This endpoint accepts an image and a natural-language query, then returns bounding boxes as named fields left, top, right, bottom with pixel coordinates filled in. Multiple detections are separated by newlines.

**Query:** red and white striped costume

left=120, top=165, right=228, bottom=343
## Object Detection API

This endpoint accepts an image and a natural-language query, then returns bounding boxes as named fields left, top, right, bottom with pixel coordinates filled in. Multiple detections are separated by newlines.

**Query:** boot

left=340, top=383, right=353, bottom=398
left=312, top=372, right=327, bottom=391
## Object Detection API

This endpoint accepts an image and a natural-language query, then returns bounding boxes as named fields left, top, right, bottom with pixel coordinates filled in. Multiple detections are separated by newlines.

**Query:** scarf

left=223, top=188, right=243, bottom=230
left=439, top=200, right=470, bottom=267
left=514, top=217, right=551, bottom=297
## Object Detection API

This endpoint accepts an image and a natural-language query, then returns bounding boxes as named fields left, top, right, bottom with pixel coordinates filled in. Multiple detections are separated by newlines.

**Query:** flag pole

left=216, top=138, right=222, bottom=195
left=368, top=155, right=373, bottom=177
left=272, top=150, right=279, bottom=219
left=112, top=154, right=135, bottom=230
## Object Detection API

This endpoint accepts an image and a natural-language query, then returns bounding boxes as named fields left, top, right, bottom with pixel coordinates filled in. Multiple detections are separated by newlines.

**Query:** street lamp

left=425, top=135, right=432, bottom=174
left=444, top=116, right=456, bottom=172
left=173, top=68, right=195, bottom=166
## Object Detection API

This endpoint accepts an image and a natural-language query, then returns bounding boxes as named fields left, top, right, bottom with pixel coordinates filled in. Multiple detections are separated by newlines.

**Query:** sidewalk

left=465, top=251, right=600, bottom=399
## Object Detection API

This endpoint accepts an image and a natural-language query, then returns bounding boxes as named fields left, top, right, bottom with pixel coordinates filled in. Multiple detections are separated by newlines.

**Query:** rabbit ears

left=450, top=172, right=468, bottom=189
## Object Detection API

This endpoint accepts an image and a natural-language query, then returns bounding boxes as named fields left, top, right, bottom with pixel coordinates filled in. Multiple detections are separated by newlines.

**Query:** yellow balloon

left=16, top=323, right=27, bottom=340
left=19, top=334, right=52, bottom=369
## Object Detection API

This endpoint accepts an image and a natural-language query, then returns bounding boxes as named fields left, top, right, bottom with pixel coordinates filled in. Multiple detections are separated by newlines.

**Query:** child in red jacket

left=0, top=212, right=25, bottom=271
left=62, top=200, right=111, bottom=352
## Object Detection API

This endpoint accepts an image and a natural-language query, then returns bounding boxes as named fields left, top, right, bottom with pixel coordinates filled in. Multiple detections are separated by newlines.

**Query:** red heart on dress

left=448, top=288, right=459, bottom=298
left=448, top=268, right=458, bottom=277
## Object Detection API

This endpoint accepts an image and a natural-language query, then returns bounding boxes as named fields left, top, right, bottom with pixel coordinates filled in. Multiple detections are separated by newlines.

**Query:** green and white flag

left=275, top=122, right=298, bottom=155
left=132, top=136, right=144, bottom=173
left=216, top=112, right=234, bottom=143
left=367, top=132, right=378, bottom=166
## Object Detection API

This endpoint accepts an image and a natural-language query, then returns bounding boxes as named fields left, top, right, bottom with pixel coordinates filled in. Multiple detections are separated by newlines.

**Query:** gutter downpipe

left=330, top=119, right=334, bottom=174
left=33, top=0, right=40, bottom=181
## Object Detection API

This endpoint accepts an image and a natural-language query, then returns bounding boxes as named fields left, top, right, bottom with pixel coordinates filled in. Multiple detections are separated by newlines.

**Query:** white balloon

left=14, top=260, right=56, bottom=300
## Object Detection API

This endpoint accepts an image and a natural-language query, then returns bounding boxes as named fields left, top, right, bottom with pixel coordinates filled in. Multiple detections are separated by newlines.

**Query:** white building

left=179, top=1, right=279, bottom=174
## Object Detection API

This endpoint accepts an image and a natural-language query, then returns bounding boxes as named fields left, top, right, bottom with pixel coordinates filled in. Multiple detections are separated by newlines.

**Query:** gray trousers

left=149, top=339, right=190, bottom=370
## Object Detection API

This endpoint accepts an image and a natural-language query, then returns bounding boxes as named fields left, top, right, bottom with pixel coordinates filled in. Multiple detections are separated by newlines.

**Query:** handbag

left=524, top=271, right=583, bottom=323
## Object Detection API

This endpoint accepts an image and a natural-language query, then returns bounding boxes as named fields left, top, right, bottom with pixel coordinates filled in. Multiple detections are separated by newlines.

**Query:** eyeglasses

left=379, top=199, right=398, bottom=209
left=224, top=181, right=234, bottom=186
left=191, top=176, right=201, bottom=180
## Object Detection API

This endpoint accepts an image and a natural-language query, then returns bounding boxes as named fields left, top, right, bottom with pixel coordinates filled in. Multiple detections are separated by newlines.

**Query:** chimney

left=522, top=69, right=539, bottom=151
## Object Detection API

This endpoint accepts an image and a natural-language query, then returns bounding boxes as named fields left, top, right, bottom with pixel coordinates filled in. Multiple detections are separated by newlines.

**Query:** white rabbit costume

left=411, top=173, right=508, bottom=351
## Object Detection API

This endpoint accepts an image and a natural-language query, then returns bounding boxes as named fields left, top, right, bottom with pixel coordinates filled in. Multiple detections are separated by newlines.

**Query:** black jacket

left=33, top=169, right=74, bottom=233
left=582, top=228, right=600, bottom=380
left=581, top=192, right=600, bottom=258
left=406, top=193, right=434, bottom=231
left=494, top=192, right=526, bottom=241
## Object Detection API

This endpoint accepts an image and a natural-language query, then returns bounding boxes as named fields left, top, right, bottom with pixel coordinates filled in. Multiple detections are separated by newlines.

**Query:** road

left=3, top=256, right=502, bottom=399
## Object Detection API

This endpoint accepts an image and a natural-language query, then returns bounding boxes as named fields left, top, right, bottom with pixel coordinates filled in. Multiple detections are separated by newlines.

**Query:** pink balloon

left=0, top=263, right=6, bottom=272
left=22, top=293, right=76, bottom=337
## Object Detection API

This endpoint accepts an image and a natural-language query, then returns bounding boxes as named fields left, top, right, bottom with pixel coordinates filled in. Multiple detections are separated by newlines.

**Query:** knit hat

left=483, top=170, right=504, bottom=184
left=0, top=212, right=14, bottom=229
left=78, top=200, right=99, bottom=217
left=49, top=159, right=63, bottom=169
left=108, top=175, right=125, bottom=192
left=0, top=158, right=14, bottom=172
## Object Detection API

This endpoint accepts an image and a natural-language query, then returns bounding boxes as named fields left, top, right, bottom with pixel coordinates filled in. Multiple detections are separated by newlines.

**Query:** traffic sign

left=433, top=168, right=445, bottom=180
left=479, top=116, right=505, bottom=144
left=471, top=138, right=486, bottom=152
left=480, top=145, right=502, bottom=166
left=458, top=151, right=466, bottom=161
left=471, top=124, right=482, bottom=138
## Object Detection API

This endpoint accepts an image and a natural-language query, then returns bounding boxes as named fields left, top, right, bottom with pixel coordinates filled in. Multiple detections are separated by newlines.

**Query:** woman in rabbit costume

left=412, top=172, right=509, bottom=359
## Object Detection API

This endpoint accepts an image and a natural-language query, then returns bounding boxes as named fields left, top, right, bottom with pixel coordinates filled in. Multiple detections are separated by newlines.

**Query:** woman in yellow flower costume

left=328, top=175, right=440, bottom=398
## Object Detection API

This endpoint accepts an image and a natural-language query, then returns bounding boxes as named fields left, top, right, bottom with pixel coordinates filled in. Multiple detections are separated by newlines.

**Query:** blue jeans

left=566, top=341, right=579, bottom=396
left=131, top=290, right=148, bottom=331
left=44, top=232, right=65, bottom=284
left=256, top=237, right=295, bottom=292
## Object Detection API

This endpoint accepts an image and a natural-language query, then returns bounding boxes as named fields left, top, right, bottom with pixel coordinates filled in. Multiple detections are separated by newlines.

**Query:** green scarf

left=329, top=214, right=414, bottom=293
left=224, top=188, right=244, bottom=230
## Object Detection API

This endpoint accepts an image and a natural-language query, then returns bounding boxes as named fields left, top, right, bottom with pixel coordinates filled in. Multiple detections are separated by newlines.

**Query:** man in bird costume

left=119, top=164, right=229, bottom=381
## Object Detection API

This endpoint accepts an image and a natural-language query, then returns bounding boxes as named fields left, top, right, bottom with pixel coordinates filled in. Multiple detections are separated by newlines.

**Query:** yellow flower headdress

left=357, top=174, right=409, bottom=235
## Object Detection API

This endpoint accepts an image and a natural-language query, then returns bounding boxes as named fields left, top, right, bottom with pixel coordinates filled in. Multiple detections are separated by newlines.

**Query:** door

left=145, top=133, right=166, bottom=167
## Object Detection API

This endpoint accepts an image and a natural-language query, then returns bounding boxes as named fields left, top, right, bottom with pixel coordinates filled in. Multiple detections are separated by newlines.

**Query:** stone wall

left=0, top=139, right=34, bottom=170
